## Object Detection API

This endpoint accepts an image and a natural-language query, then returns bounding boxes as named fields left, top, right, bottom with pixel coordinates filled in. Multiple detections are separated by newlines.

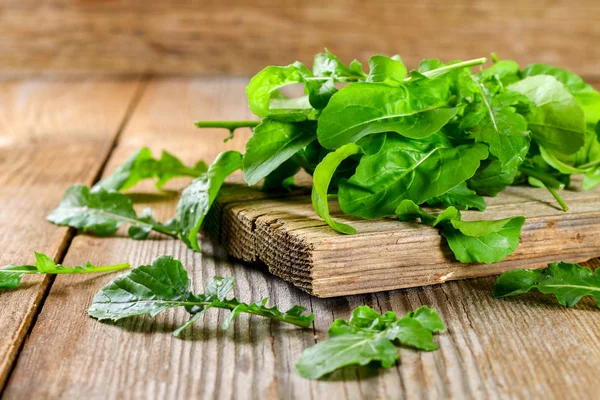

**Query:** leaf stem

left=405, top=57, right=488, bottom=81
left=194, top=121, right=260, bottom=130
left=519, top=166, right=565, bottom=190
left=577, top=158, right=600, bottom=170
left=545, top=185, right=569, bottom=212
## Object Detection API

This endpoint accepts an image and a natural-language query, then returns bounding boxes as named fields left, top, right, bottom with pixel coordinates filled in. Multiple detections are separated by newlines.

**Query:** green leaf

left=426, top=182, right=486, bottom=211
left=366, top=55, right=408, bottom=85
left=296, top=334, right=399, bottom=379
left=177, top=151, right=243, bottom=251
left=88, top=255, right=313, bottom=334
left=396, top=200, right=525, bottom=264
left=508, top=75, right=586, bottom=155
left=261, top=157, right=301, bottom=192
left=481, top=60, right=521, bottom=86
left=522, top=63, right=600, bottom=125
left=88, top=255, right=192, bottom=320
left=404, top=306, right=446, bottom=333
left=312, top=49, right=366, bottom=79
left=246, top=63, right=312, bottom=118
left=338, top=134, right=488, bottom=219
left=443, top=217, right=525, bottom=264
left=493, top=262, right=600, bottom=307
left=1, top=252, right=129, bottom=289
left=317, top=82, right=457, bottom=150
left=462, top=86, right=531, bottom=174
left=311, top=143, right=362, bottom=234
left=93, top=147, right=207, bottom=192
left=47, top=185, right=177, bottom=239
left=296, top=305, right=443, bottom=379
left=243, top=119, right=316, bottom=185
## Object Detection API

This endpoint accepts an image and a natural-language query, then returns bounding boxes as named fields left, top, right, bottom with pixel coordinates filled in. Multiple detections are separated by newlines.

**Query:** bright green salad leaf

left=338, top=135, right=488, bottom=218
left=509, top=75, right=586, bottom=155
left=47, top=185, right=177, bottom=239
left=311, top=143, right=362, bottom=234
left=177, top=150, right=242, bottom=251
left=88, top=255, right=314, bottom=335
left=0, top=252, right=129, bottom=289
left=317, top=82, right=457, bottom=149
left=396, top=200, right=524, bottom=264
left=494, top=261, right=600, bottom=307
left=296, top=305, right=444, bottom=379
left=94, top=147, right=207, bottom=192
left=243, top=119, right=316, bottom=185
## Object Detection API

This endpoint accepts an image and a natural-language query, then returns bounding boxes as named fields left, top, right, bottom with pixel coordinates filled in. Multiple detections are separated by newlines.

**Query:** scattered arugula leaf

left=47, top=185, right=177, bottom=239
left=295, top=305, right=444, bottom=379
left=493, top=262, right=600, bottom=307
left=176, top=150, right=242, bottom=251
left=94, top=147, right=207, bottom=192
left=0, top=252, right=129, bottom=289
left=88, top=255, right=314, bottom=335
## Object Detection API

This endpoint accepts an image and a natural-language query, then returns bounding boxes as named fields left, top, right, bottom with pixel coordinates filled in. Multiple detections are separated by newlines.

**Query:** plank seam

left=0, top=75, right=150, bottom=396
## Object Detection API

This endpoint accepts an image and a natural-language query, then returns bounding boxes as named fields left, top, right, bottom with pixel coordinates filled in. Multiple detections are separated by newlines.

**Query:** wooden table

left=1, top=76, right=599, bottom=399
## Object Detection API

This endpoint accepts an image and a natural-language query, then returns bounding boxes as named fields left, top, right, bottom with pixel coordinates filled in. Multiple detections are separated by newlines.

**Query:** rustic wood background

left=1, top=0, right=600, bottom=76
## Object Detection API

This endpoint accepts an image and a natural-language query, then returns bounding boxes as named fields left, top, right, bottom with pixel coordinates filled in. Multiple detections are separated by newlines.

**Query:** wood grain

left=5, top=77, right=600, bottom=399
left=0, top=78, right=141, bottom=390
left=1, top=0, right=600, bottom=77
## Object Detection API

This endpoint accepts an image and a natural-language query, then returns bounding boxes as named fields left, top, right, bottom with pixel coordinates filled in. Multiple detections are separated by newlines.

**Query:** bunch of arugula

left=48, top=51, right=600, bottom=264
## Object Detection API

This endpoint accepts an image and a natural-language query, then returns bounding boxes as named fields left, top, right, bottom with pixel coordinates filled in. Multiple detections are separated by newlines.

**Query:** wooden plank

left=208, top=182, right=600, bottom=297
left=0, top=78, right=141, bottom=390
left=1, top=1, right=600, bottom=77
left=3, top=77, right=321, bottom=399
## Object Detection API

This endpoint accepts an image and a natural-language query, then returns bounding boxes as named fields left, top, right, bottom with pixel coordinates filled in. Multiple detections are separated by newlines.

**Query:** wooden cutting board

left=205, top=179, right=600, bottom=298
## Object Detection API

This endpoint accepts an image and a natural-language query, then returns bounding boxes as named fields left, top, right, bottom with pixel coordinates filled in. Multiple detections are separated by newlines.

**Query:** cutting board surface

left=205, top=181, right=600, bottom=298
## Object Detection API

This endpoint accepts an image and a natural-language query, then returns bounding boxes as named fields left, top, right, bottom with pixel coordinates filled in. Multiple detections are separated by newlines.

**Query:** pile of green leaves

left=47, top=51, right=600, bottom=265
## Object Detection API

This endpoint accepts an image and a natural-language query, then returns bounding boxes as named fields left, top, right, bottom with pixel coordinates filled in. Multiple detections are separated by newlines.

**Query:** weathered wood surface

left=4, top=77, right=600, bottom=399
left=0, top=78, right=141, bottom=389
left=2, top=0, right=600, bottom=77
left=207, top=182, right=600, bottom=297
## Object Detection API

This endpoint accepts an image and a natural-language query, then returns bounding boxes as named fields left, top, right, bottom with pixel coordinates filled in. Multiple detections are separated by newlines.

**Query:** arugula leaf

left=93, top=147, right=207, bottom=192
left=296, top=305, right=444, bottom=379
left=481, top=59, right=521, bottom=86
left=243, top=119, right=316, bottom=185
left=508, top=75, right=586, bottom=155
left=443, top=217, right=525, bottom=263
left=246, top=63, right=312, bottom=118
left=338, top=134, right=488, bottom=219
left=463, top=83, right=531, bottom=174
left=396, top=200, right=524, bottom=264
left=366, top=55, right=407, bottom=85
left=177, top=150, right=242, bottom=251
left=311, top=143, right=362, bottom=234
left=522, top=63, right=600, bottom=125
left=426, top=182, right=486, bottom=211
left=88, top=255, right=314, bottom=335
left=47, top=185, right=177, bottom=239
left=317, top=82, right=457, bottom=149
left=494, top=262, right=600, bottom=307
left=0, top=252, right=129, bottom=289
left=261, top=157, right=301, bottom=192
